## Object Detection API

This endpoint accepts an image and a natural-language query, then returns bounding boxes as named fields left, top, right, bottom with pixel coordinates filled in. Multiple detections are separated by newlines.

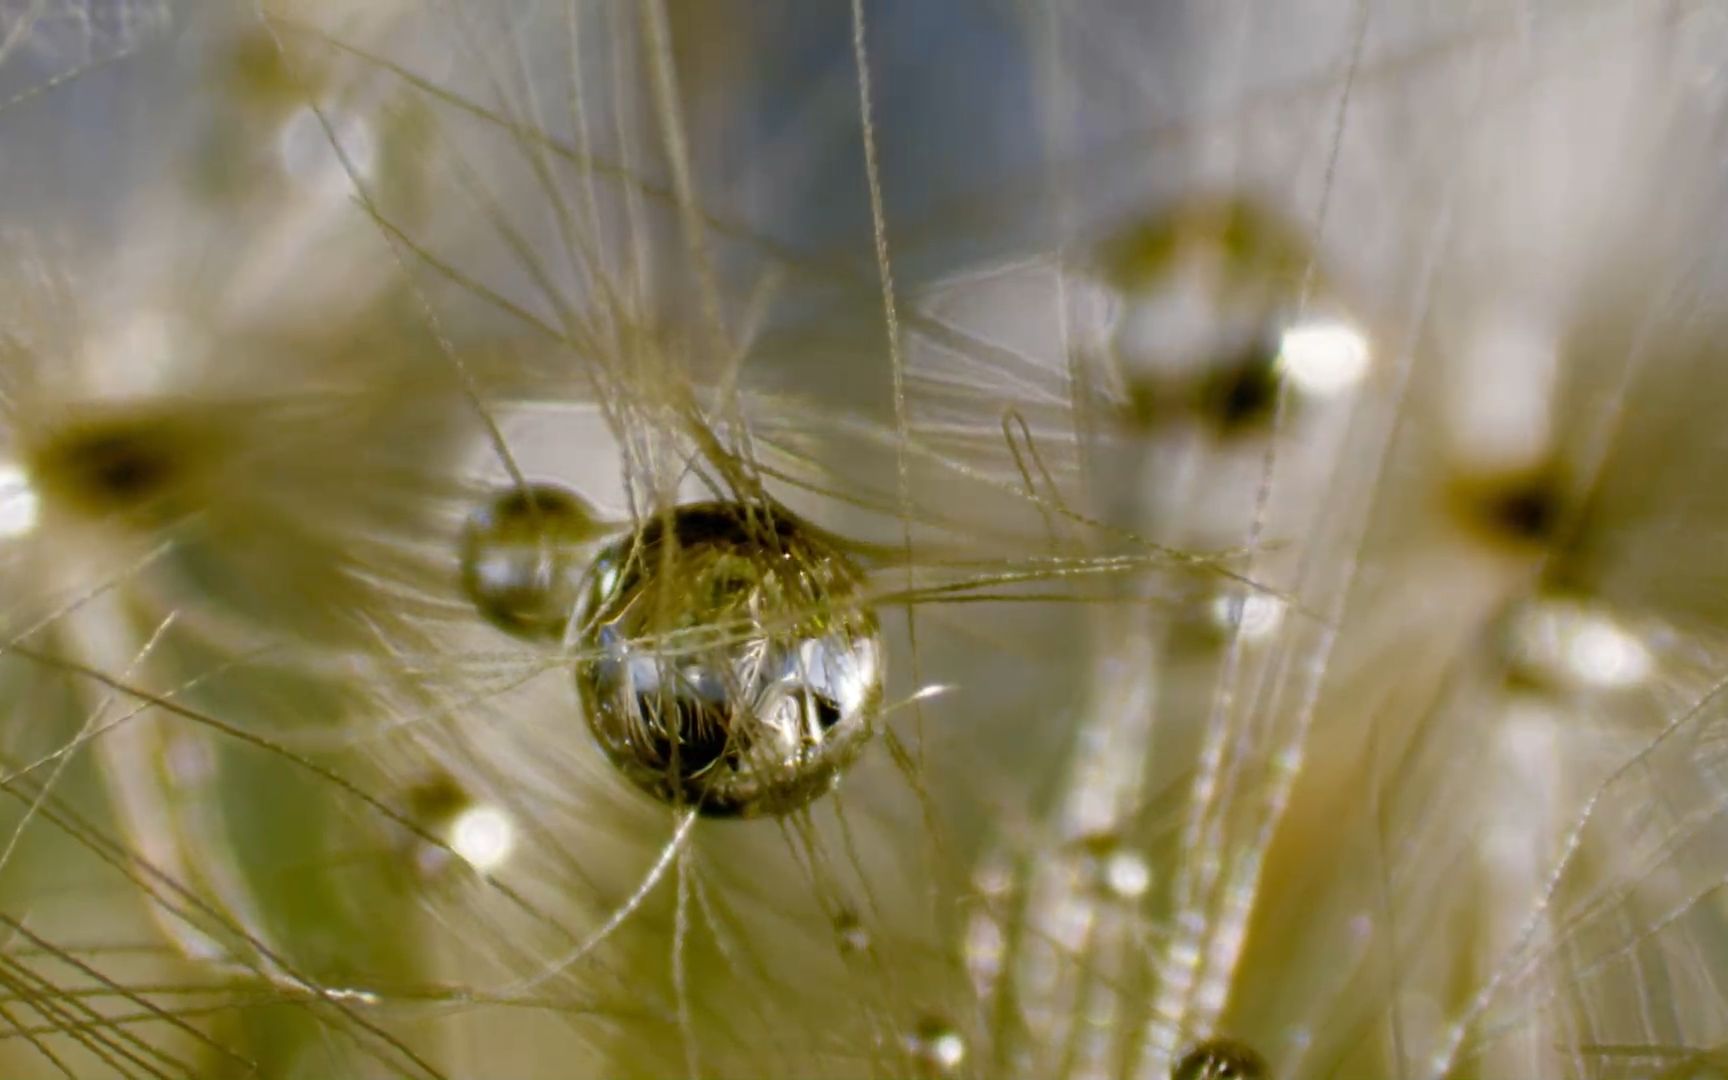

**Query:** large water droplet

left=460, top=482, right=599, bottom=641
left=572, top=502, right=882, bottom=817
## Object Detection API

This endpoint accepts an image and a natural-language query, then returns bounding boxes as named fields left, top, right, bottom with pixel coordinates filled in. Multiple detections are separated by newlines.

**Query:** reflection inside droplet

left=1209, top=591, right=1285, bottom=641
left=0, top=464, right=39, bottom=539
left=574, top=502, right=883, bottom=817
left=448, top=804, right=516, bottom=874
left=906, top=1017, right=967, bottom=1077
left=277, top=104, right=376, bottom=186
left=1171, top=1037, right=1269, bottom=1079
left=1101, top=849, right=1151, bottom=900
left=1276, top=320, right=1370, bottom=397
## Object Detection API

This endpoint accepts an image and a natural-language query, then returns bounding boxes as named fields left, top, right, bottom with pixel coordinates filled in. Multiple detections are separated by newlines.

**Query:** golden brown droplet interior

left=1100, top=196, right=1311, bottom=296
left=25, top=408, right=217, bottom=523
left=1448, top=466, right=1568, bottom=549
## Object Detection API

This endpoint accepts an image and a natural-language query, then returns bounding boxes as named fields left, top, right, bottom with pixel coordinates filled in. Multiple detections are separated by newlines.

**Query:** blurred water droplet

left=405, top=774, right=515, bottom=877
left=1501, top=595, right=1652, bottom=690
left=964, top=907, right=1005, bottom=996
left=1171, top=1037, right=1268, bottom=1080
left=277, top=104, right=376, bottom=186
left=1208, top=591, right=1285, bottom=641
left=574, top=502, right=882, bottom=817
left=460, top=482, right=599, bottom=641
left=1100, top=848, right=1151, bottom=900
left=25, top=407, right=213, bottom=523
left=1094, top=197, right=1353, bottom=435
left=834, top=909, right=871, bottom=954
left=905, top=1016, right=967, bottom=1078
left=447, top=803, right=516, bottom=874
left=973, top=854, right=1015, bottom=899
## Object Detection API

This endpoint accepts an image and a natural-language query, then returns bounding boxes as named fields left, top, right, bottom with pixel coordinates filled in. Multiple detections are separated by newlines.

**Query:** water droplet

left=1208, top=591, right=1284, bottom=641
left=1095, top=197, right=1327, bottom=437
left=404, top=775, right=517, bottom=877
left=447, top=803, right=516, bottom=874
left=973, top=854, right=1015, bottom=899
left=964, top=908, right=1005, bottom=995
left=1171, top=1038, right=1268, bottom=1080
left=834, top=909, right=871, bottom=954
left=277, top=104, right=376, bottom=186
left=573, top=502, right=882, bottom=817
left=1100, top=849, right=1152, bottom=900
left=905, top=1017, right=967, bottom=1078
left=1501, top=595, right=1652, bottom=691
left=460, top=482, right=600, bottom=641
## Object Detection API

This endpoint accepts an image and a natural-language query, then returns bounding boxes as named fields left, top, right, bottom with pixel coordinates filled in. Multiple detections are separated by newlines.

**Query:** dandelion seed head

left=4, top=0, right=1726, bottom=1075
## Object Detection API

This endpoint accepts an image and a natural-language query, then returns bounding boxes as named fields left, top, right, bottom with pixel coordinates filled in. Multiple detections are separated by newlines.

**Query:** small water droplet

left=835, top=909, right=871, bottom=954
left=973, top=855, right=1015, bottom=899
left=1208, top=591, right=1284, bottom=641
left=1171, top=1037, right=1268, bottom=1080
left=447, top=803, right=515, bottom=874
left=964, top=908, right=1005, bottom=995
left=1100, top=849, right=1151, bottom=900
left=404, top=775, right=515, bottom=876
left=573, top=502, right=882, bottom=817
left=905, top=1016, right=967, bottom=1078
left=460, top=482, right=599, bottom=641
